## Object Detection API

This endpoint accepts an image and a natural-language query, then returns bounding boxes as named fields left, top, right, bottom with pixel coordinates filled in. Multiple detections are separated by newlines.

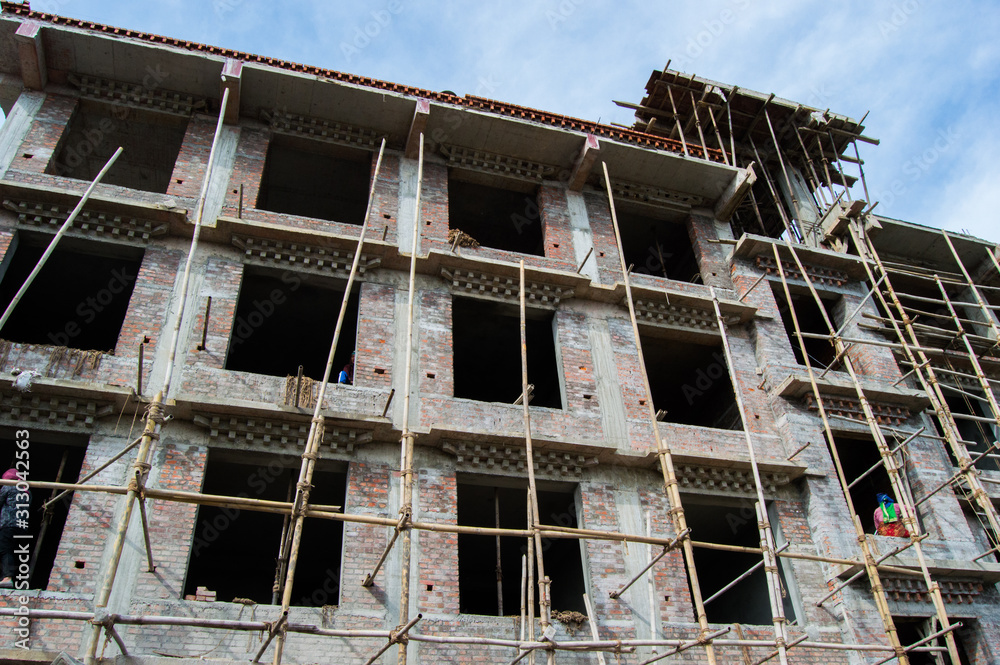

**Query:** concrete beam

left=221, top=58, right=242, bottom=124
left=713, top=163, right=756, bottom=221
left=567, top=134, right=600, bottom=191
left=405, top=98, right=430, bottom=159
left=14, top=21, right=47, bottom=91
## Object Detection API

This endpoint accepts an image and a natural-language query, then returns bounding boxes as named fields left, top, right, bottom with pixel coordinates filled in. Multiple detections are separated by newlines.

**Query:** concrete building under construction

left=1, top=3, right=999, bottom=663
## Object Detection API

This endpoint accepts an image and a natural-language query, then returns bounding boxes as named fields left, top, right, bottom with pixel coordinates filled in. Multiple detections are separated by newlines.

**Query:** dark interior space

left=893, top=616, right=972, bottom=665
left=48, top=100, right=189, bottom=194
left=0, top=432, right=87, bottom=590
left=0, top=234, right=143, bottom=352
left=833, top=435, right=897, bottom=534
left=184, top=450, right=346, bottom=606
left=452, top=297, right=562, bottom=409
left=256, top=135, right=372, bottom=224
left=225, top=268, right=359, bottom=381
left=448, top=178, right=544, bottom=256
left=618, top=211, right=699, bottom=283
left=939, top=392, right=1000, bottom=473
left=640, top=333, right=741, bottom=430
left=685, top=499, right=796, bottom=625
left=772, top=286, right=838, bottom=368
left=457, top=477, right=585, bottom=616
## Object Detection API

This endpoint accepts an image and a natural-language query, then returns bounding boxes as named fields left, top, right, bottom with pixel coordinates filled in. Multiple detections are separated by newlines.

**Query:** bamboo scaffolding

left=271, top=137, right=387, bottom=665
left=608, top=528, right=690, bottom=600
left=703, top=542, right=790, bottom=606
left=850, top=223, right=1000, bottom=567
left=772, top=236, right=962, bottom=664
left=84, top=86, right=233, bottom=665
left=602, top=161, right=717, bottom=664
left=519, top=260, right=554, bottom=665
left=396, top=132, right=423, bottom=665
left=710, top=286, right=790, bottom=663
left=768, top=243, right=909, bottom=662
left=2, top=607, right=949, bottom=655
left=364, top=614, right=422, bottom=665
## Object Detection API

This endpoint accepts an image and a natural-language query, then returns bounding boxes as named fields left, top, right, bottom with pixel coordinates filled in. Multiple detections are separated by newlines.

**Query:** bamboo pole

left=850, top=223, right=1000, bottom=576
left=252, top=614, right=288, bottom=663
left=519, top=260, right=554, bottom=665
left=84, top=393, right=165, bottom=665
left=769, top=244, right=908, bottom=662
left=364, top=614, right=422, bottom=665
left=665, top=85, right=688, bottom=156
left=272, top=138, right=387, bottom=665
left=495, top=488, right=504, bottom=616
left=774, top=234, right=962, bottom=664
left=703, top=542, right=790, bottom=606
left=710, top=286, right=790, bottom=664
left=602, top=161, right=717, bottom=664
left=43, top=435, right=143, bottom=510
left=0, top=147, right=123, bottom=332
left=396, top=132, right=423, bottom=665
left=582, top=593, right=606, bottom=665
left=608, top=528, right=689, bottom=600
left=29, top=449, right=68, bottom=580
left=2, top=606, right=948, bottom=654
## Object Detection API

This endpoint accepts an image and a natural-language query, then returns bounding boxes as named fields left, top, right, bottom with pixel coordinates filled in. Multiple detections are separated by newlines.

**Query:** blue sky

left=4, top=0, right=999, bottom=242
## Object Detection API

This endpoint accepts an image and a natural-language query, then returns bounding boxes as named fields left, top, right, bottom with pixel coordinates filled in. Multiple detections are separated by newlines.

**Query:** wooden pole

left=602, top=162, right=717, bottom=664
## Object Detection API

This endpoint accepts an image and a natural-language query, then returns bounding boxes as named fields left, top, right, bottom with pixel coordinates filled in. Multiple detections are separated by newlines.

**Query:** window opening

left=0, top=432, right=87, bottom=590
left=0, top=235, right=143, bottom=351
left=49, top=100, right=188, bottom=194
left=225, top=268, right=359, bottom=381
left=448, top=178, right=544, bottom=256
left=452, top=297, right=562, bottom=409
left=685, top=498, right=796, bottom=625
left=618, top=211, right=699, bottom=283
left=184, top=450, right=346, bottom=606
left=771, top=286, right=838, bottom=368
left=457, top=477, right=584, bottom=616
left=256, top=134, right=372, bottom=223
left=640, top=333, right=741, bottom=430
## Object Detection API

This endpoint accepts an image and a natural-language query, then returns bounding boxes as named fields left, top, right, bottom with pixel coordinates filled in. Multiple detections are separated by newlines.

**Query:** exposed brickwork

left=415, top=465, right=459, bottom=616
left=134, top=443, right=207, bottom=599
left=355, top=282, right=395, bottom=390
left=13, top=93, right=75, bottom=175
left=165, top=114, right=216, bottom=199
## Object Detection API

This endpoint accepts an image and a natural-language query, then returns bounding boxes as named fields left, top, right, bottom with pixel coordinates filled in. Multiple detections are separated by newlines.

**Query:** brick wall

left=355, top=282, right=395, bottom=390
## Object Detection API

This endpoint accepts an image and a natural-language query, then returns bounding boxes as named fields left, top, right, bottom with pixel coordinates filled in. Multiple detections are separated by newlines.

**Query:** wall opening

left=832, top=435, right=898, bottom=534
left=771, top=286, right=838, bottom=368
left=457, top=476, right=584, bottom=616
left=225, top=268, right=359, bottom=381
left=184, top=450, right=346, bottom=606
left=618, top=212, right=699, bottom=283
left=256, top=134, right=372, bottom=223
left=939, top=391, right=1000, bottom=473
left=685, top=498, right=796, bottom=625
left=448, top=177, right=544, bottom=256
left=48, top=100, right=189, bottom=194
left=893, top=616, right=973, bottom=665
left=452, top=297, right=562, bottom=409
left=0, top=234, right=143, bottom=352
left=0, top=431, right=87, bottom=590
left=639, top=333, right=741, bottom=429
